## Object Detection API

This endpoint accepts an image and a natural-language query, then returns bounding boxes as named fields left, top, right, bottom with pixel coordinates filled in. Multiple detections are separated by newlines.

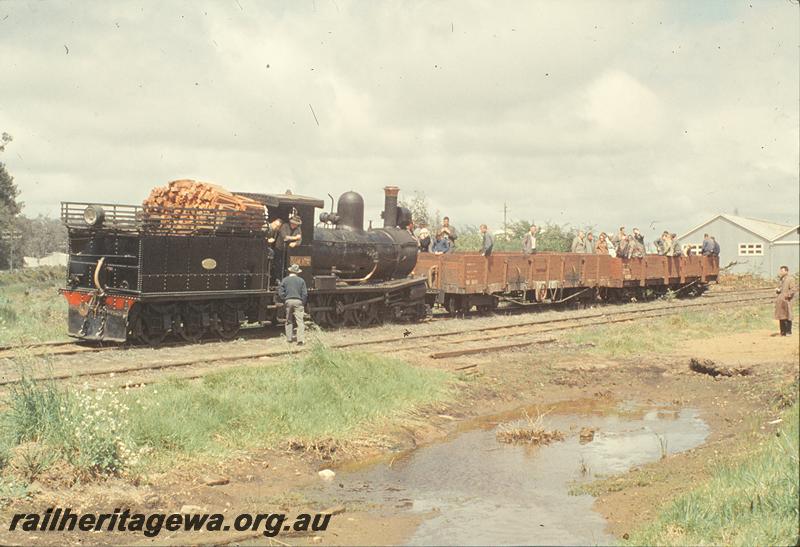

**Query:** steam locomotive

left=60, top=187, right=427, bottom=344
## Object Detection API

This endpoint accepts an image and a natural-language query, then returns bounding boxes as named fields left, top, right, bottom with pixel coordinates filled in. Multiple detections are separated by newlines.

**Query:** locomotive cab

left=235, top=192, right=325, bottom=288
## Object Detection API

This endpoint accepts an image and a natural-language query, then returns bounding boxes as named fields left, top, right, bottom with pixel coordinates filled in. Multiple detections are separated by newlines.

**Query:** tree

left=0, top=149, right=20, bottom=217
left=536, top=222, right=576, bottom=252
left=0, top=132, right=22, bottom=269
left=0, top=132, right=12, bottom=153
left=452, top=220, right=577, bottom=253
left=17, top=215, right=68, bottom=258
left=399, top=191, right=432, bottom=228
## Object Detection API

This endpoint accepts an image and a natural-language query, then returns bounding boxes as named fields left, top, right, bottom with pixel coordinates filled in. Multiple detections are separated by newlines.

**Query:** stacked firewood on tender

left=142, top=179, right=266, bottom=233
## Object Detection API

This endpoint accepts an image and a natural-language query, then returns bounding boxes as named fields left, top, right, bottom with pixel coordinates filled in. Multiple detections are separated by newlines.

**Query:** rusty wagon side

left=413, top=252, right=719, bottom=312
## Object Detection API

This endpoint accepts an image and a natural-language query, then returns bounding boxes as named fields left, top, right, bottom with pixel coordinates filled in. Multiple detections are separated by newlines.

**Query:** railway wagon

left=414, top=251, right=719, bottom=313
left=60, top=187, right=427, bottom=344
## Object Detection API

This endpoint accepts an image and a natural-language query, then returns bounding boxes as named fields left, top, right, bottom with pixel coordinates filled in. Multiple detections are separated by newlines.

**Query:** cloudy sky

left=1, top=0, right=798, bottom=239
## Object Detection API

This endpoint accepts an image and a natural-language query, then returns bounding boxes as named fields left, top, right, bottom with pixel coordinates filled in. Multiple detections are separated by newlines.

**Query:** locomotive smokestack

left=382, top=186, right=399, bottom=228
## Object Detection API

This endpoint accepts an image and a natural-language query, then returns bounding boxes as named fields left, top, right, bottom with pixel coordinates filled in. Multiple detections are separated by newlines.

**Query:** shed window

left=686, top=243, right=702, bottom=256
left=738, top=243, right=763, bottom=256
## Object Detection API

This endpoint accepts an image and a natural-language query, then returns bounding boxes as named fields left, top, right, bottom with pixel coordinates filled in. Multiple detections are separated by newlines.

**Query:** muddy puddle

left=305, top=400, right=709, bottom=545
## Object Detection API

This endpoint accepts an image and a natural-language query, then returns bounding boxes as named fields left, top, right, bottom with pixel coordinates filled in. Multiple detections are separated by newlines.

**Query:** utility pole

left=503, top=202, right=508, bottom=236
left=1, top=228, right=22, bottom=271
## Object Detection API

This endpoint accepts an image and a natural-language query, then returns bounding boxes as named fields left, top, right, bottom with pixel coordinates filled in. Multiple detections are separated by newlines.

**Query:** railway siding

left=0, top=290, right=775, bottom=389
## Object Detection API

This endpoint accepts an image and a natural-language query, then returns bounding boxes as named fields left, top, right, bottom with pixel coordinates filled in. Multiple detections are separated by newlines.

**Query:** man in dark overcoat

left=774, top=266, right=797, bottom=336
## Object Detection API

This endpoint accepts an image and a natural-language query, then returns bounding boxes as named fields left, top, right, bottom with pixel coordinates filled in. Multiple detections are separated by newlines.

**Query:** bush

left=3, top=377, right=138, bottom=475
left=5, top=376, right=66, bottom=444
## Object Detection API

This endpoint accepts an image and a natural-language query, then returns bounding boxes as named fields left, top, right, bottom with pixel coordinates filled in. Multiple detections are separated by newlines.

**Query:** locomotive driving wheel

left=326, top=297, right=349, bottom=329
left=310, top=298, right=331, bottom=328
left=349, top=300, right=382, bottom=327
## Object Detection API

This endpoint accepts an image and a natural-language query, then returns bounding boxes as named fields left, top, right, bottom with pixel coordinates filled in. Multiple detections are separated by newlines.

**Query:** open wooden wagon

left=413, top=252, right=719, bottom=313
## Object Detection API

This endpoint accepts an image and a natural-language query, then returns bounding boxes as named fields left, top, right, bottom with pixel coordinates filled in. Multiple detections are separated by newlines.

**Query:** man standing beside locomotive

left=278, top=264, right=308, bottom=345
left=774, top=266, right=797, bottom=337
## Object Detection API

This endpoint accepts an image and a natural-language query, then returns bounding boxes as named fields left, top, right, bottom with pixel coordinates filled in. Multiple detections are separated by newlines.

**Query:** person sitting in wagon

left=432, top=232, right=452, bottom=255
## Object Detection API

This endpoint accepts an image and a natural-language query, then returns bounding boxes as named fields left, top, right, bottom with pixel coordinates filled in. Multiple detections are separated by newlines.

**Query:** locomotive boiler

left=312, top=187, right=418, bottom=282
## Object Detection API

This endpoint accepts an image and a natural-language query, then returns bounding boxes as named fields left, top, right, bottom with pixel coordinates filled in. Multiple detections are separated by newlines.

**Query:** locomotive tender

left=60, top=187, right=427, bottom=344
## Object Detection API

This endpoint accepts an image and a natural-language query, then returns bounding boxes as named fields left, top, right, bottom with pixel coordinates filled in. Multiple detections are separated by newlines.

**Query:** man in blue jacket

left=278, top=264, right=308, bottom=345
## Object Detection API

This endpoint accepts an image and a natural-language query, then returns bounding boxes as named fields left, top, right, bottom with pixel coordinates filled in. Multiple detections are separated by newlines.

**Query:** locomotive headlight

left=83, top=205, right=105, bottom=227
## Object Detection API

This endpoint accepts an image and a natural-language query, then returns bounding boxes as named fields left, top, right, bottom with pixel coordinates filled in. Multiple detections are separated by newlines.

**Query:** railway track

left=0, top=287, right=776, bottom=359
left=0, top=290, right=775, bottom=388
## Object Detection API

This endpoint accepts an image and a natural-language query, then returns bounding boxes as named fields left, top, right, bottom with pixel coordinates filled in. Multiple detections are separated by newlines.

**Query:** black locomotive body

left=60, top=187, right=427, bottom=344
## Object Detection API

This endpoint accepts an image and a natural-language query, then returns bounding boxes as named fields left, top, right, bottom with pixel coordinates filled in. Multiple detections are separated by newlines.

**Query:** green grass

left=627, top=400, right=799, bottom=546
left=126, top=344, right=450, bottom=455
left=0, top=266, right=67, bottom=345
left=567, top=303, right=793, bottom=358
left=0, top=344, right=451, bottom=480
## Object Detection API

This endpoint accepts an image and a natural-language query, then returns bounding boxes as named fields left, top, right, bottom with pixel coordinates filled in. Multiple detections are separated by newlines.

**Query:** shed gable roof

left=680, top=214, right=796, bottom=242
left=773, top=225, right=800, bottom=242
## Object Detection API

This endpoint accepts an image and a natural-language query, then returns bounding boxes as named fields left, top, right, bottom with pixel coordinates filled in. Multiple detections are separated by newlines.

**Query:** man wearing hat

left=278, top=215, right=303, bottom=249
left=278, top=263, right=308, bottom=345
left=274, top=215, right=302, bottom=278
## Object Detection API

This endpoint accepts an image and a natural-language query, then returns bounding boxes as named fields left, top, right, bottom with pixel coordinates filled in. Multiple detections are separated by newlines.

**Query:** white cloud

left=0, top=0, right=797, bottom=234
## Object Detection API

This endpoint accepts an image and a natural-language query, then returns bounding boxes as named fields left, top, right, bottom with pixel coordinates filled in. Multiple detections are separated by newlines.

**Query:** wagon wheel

left=176, top=304, right=206, bottom=343
left=444, top=296, right=459, bottom=314
left=477, top=298, right=498, bottom=315
left=213, top=304, right=241, bottom=341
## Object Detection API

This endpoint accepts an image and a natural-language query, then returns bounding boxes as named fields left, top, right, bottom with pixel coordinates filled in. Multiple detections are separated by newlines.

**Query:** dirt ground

left=0, top=321, right=797, bottom=545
